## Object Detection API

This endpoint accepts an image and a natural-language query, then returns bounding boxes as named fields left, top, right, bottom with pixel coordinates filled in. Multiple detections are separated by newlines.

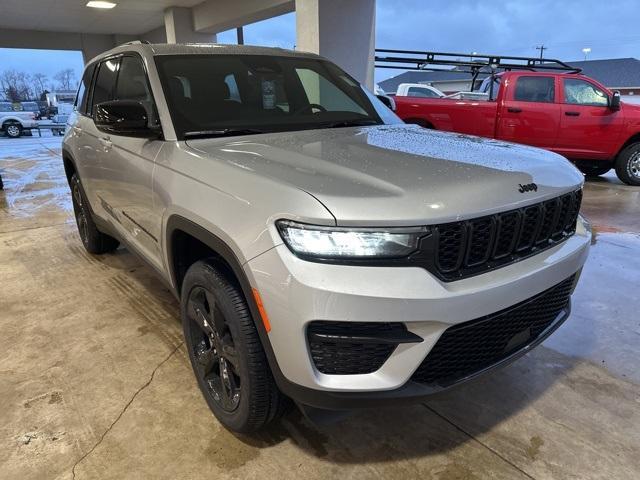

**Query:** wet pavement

left=1, top=136, right=639, bottom=479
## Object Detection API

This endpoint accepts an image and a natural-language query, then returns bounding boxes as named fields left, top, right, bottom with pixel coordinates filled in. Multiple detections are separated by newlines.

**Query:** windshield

left=155, top=54, right=389, bottom=138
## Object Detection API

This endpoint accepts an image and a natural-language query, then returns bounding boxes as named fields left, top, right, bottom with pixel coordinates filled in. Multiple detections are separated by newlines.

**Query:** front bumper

left=245, top=216, right=590, bottom=406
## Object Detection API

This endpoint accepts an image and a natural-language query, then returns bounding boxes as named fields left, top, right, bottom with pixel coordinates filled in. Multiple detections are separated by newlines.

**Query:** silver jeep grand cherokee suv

left=62, top=42, right=590, bottom=432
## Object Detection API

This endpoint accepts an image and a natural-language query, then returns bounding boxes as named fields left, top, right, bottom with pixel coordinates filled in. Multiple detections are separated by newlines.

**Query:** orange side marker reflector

left=252, top=288, right=271, bottom=333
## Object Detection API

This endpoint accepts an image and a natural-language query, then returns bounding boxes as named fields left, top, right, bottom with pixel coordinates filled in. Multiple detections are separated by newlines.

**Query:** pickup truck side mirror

left=95, top=100, right=160, bottom=138
left=376, top=94, right=396, bottom=112
left=610, top=91, right=621, bottom=111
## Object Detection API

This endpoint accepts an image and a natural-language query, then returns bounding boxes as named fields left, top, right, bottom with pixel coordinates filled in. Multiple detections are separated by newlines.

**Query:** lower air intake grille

left=411, top=274, right=576, bottom=386
left=307, top=321, right=408, bottom=375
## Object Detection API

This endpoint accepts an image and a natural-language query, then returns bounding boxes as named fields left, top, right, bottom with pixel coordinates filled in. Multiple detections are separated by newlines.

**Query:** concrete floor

left=1, top=135, right=639, bottom=480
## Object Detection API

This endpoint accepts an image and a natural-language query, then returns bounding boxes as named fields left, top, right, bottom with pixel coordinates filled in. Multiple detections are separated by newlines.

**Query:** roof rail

left=117, top=40, right=152, bottom=47
left=375, top=49, right=582, bottom=75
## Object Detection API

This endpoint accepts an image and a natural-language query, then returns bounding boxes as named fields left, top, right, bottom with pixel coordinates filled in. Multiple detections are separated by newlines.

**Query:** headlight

left=276, top=220, right=428, bottom=259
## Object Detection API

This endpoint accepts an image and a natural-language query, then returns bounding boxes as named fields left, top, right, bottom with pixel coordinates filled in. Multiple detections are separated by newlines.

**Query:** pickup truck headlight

left=276, top=220, right=428, bottom=259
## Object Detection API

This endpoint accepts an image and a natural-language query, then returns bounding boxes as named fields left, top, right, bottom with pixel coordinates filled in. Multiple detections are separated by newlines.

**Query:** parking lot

left=1, top=135, right=639, bottom=479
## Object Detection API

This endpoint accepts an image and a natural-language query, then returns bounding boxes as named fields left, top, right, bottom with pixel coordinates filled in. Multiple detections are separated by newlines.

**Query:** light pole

left=582, top=48, right=591, bottom=61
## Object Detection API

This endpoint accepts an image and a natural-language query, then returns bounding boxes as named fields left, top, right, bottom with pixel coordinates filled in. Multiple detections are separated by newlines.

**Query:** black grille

left=432, top=190, right=582, bottom=281
left=411, top=275, right=576, bottom=386
left=307, top=322, right=406, bottom=375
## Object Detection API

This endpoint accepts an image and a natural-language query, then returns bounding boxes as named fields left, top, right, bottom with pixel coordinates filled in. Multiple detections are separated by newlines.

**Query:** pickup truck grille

left=431, top=189, right=582, bottom=281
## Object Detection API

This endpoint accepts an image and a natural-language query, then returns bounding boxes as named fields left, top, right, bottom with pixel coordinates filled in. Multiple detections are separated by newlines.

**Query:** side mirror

left=95, top=100, right=159, bottom=137
left=376, top=94, right=396, bottom=112
left=610, top=91, right=621, bottom=111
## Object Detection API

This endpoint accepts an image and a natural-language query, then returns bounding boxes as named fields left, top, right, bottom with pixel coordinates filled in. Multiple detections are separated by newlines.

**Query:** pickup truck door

left=556, top=78, right=624, bottom=160
left=496, top=75, right=561, bottom=149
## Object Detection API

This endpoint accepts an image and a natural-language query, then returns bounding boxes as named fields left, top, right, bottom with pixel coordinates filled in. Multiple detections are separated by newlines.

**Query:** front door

left=87, top=54, right=164, bottom=270
left=556, top=78, right=624, bottom=160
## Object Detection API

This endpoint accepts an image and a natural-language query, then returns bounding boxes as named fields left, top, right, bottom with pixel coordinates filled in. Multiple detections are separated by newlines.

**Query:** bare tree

left=54, top=68, right=77, bottom=91
left=31, top=73, right=49, bottom=97
left=0, top=70, right=32, bottom=102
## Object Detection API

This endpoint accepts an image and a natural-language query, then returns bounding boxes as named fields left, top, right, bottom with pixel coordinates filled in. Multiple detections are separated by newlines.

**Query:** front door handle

left=507, top=107, right=522, bottom=113
left=99, top=136, right=113, bottom=150
left=565, top=111, right=580, bottom=116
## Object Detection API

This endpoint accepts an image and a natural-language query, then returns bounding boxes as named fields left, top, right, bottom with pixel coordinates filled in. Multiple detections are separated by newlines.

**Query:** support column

left=295, top=0, right=375, bottom=90
left=164, top=7, right=217, bottom=44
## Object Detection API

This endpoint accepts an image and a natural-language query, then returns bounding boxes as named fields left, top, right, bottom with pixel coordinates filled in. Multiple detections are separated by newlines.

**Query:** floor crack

left=422, top=403, right=537, bottom=480
left=71, top=342, right=183, bottom=480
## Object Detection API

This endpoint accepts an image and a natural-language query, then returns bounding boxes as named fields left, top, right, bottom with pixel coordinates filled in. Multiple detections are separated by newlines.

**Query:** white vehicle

left=63, top=42, right=590, bottom=432
left=394, top=83, right=445, bottom=98
left=444, top=91, right=490, bottom=101
left=0, top=102, right=38, bottom=138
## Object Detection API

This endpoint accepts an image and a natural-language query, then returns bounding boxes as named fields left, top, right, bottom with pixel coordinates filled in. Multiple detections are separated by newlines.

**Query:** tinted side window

left=91, top=58, right=120, bottom=115
left=563, top=79, right=608, bottom=106
left=115, top=56, right=151, bottom=102
left=514, top=76, right=555, bottom=103
left=75, top=64, right=95, bottom=115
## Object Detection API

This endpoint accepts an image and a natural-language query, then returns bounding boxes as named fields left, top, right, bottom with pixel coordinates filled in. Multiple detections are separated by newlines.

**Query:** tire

left=4, top=122, right=22, bottom=138
left=69, top=173, right=119, bottom=254
left=181, top=260, right=287, bottom=433
left=576, top=164, right=611, bottom=177
left=615, top=143, right=640, bottom=186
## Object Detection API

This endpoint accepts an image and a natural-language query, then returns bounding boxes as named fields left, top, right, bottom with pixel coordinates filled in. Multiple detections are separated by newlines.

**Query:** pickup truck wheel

left=70, top=173, right=120, bottom=253
left=615, top=143, right=640, bottom=186
left=577, top=164, right=611, bottom=177
left=4, top=122, right=22, bottom=138
left=181, top=260, right=287, bottom=433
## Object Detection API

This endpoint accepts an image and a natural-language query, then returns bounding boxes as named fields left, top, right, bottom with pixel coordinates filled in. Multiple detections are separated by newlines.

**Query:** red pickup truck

left=393, top=71, right=640, bottom=186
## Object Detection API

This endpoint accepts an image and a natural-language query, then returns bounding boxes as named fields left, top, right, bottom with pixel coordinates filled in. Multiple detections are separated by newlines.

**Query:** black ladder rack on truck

left=375, top=49, right=582, bottom=94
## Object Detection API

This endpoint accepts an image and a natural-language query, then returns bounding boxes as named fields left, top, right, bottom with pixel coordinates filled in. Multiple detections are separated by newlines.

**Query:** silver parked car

left=62, top=42, right=590, bottom=432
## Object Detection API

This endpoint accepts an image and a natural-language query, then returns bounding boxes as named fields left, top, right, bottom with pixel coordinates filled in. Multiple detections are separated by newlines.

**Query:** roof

left=566, top=58, right=640, bottom=88
left=148, top=43, right=320, bottom=59
left=379, top=57, right=640, bottom=93
left=88, top=42, right=321, bottom=65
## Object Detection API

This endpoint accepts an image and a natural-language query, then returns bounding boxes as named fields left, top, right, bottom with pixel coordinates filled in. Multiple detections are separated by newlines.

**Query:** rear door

left=556, top=77, right=624, bottom=160
left=496, top=74, right=561, bottom=149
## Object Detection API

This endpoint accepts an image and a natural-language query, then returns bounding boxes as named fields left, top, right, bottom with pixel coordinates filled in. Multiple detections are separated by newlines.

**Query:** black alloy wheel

left=185, top=285, right=242, bottom=413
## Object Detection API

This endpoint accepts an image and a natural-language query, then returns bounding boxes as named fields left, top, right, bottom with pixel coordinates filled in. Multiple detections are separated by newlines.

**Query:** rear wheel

left=70, top=173, right=119, bottom=253
left=615, top=143, right=640, bottom=186
left=4, top=122, right=22, bottom=138
left=576, top=163, right=611, bottom=177
left=181, top=260, right=287, bottom=433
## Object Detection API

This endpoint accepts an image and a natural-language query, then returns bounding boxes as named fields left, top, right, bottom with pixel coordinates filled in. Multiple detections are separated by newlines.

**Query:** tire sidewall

left=617, top=144, right=640, bottom=186
left=5, top=123, right=22, bottom=138
left=180, top=262, right=256, bottom=432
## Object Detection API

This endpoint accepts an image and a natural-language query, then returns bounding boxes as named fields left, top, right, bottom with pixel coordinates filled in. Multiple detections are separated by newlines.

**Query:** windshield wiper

left=184, top=128, right=265, bottom=139
left=319, top=119, right=380, bottom=129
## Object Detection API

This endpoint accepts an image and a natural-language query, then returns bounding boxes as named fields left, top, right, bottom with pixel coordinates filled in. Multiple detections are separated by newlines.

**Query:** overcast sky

left=3, top=0, right=640, bottom=86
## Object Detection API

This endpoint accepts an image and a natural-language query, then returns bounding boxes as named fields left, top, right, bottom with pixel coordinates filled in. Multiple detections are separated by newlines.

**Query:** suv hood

left=187, top=124, right=583, bottom=226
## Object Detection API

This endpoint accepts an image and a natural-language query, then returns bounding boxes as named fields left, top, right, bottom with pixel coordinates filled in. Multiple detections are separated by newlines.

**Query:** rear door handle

left=565, top=111, right=580, bottom=116
left=507, top=107, right=522, bottom=113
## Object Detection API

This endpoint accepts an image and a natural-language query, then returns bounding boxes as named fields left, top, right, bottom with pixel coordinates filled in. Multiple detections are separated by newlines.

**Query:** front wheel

left=615, top=143, right=640, bottom=186
left=181, top=260, right=287, bottom=433
left=4, top=122, right=22, bottom=138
